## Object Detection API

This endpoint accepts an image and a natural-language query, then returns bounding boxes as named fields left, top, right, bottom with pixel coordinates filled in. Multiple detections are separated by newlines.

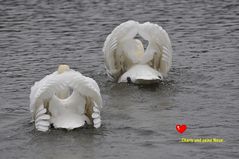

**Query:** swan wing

left=67, top=72, right=103, bottom=128
left=139, top=22, right=172, bottom=77
left=103, top=20, right=139, bottom=80
left=34, top=104, right=51, bottom=132
left=30, top=72, right=58, bottom=113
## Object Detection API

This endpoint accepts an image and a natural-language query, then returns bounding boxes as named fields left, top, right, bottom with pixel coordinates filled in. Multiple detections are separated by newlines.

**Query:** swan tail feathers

left=118, top=65, right=163, bottom=84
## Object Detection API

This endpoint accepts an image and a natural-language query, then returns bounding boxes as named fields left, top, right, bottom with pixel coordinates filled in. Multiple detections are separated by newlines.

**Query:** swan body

left=48, top=91, right=90, bottom=129
left=103, top=20, right=172, bottom=84
left=30, top=65, right=102, bottom=132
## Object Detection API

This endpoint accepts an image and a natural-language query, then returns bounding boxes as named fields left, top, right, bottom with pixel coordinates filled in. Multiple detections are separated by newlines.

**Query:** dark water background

left=0, top=0, right=238, bottom=158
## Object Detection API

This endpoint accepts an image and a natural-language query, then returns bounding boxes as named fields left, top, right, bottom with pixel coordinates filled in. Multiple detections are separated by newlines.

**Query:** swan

left=29, top=65, right=102, bottom=132
left=103, top=20, right=172, bottom=84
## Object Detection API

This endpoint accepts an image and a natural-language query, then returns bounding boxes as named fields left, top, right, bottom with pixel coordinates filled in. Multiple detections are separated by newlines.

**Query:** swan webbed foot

left=50, top=123, right=54, bottom=128
left=127, top=77, right=132, bottom=84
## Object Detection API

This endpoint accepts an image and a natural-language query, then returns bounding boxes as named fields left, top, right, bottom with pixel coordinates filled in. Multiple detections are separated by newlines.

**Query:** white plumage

left=103, top=20, right=172, bottom=84
left=30, top=65, right=102, bottom=132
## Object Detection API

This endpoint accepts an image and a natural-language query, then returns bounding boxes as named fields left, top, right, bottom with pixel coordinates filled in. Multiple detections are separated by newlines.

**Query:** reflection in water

left=0, top=0, right=238, bottom=158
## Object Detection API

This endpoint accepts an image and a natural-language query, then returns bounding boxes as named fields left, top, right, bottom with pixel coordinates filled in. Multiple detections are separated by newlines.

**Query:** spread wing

left=103, top=20, right=139, bottom=80
left=29, top=70, right=102, bottom=131
left=139, top=22, right=172, bottom=77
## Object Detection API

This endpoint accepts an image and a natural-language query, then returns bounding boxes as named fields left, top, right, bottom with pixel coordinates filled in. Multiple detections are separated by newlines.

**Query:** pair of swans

left=30, top=20, right=172, bottom=131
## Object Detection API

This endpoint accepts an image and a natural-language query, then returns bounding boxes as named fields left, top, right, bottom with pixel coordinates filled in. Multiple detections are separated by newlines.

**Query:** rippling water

left=0, top=0, right=238, bottom=158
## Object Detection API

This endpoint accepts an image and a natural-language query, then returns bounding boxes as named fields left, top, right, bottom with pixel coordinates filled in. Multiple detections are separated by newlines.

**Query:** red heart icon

left=176, top=124, right=187, bottom=134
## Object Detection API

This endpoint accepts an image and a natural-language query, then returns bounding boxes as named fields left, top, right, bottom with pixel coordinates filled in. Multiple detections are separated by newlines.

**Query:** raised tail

left=118, top=64, right=163, bottom=84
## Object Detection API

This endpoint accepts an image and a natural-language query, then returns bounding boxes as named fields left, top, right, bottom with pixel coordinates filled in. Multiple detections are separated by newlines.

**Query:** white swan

left=29, top=65, right=102, bottom=132
left=103, top=20, right=172, bottom=84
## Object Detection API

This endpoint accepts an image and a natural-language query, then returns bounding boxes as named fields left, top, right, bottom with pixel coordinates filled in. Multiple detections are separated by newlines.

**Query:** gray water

left=0, top=0, right=239, bottom=158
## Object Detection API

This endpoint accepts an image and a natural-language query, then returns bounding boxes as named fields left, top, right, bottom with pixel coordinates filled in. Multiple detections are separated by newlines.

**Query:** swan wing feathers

left=92, top=101, right=101, bottom=128
left=139, top=22, right=172, bottom=77
left=30, top=72, right=58, bottom=113
left=30, top=70, right=102, bottom=130
left=103, top=20, right=139, bottom=79
left=34, top=104, right=51, bottom=132
left=69, top=74, right=102, bottom=108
